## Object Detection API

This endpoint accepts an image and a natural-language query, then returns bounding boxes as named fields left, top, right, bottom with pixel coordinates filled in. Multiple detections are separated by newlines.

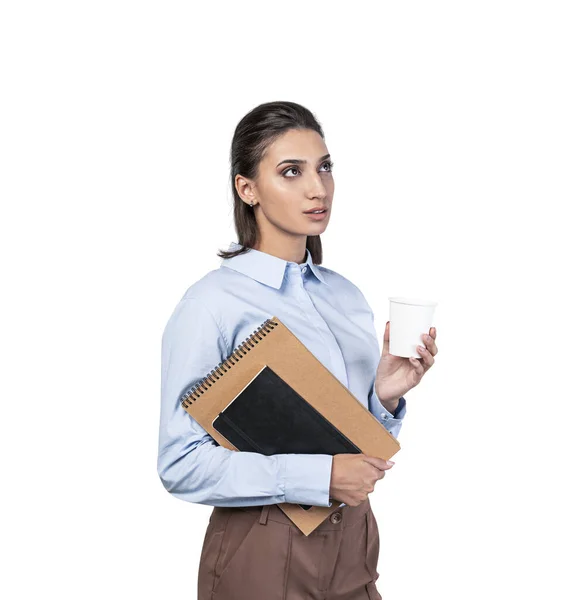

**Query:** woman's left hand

left=374, top=322, right=438, bottom=411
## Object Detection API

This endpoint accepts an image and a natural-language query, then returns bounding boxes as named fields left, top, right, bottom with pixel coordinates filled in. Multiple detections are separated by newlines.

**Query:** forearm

left=380, top=396, right=401, bottom=415
left=157, top=424, right=334, bottom=507
left=368, top=387, right=407, bottom=438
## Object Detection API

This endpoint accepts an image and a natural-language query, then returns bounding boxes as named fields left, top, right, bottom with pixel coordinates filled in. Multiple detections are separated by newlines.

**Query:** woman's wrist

left=381, top=396, right=401, bottom=416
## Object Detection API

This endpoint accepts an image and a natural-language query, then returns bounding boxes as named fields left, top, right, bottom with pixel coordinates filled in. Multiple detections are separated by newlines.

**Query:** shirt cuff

left=369, top=388, right=407, bottom=437
left=282, top=453, right=333, bottom=507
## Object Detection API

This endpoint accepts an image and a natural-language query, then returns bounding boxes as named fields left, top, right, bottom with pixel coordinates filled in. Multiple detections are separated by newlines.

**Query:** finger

left=421, top=333, right=438, bottom=357
left=417, top=345, right=433, bottom=368
left=381, top=321, right=390, bottom=356
left=410, top=356, right=425, bottom=373
left=362, top=455, right=393, bottom=471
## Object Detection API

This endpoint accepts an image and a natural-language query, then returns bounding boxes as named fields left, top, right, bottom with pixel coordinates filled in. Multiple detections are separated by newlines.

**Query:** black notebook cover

left=212, top=365, right=361, bottom=509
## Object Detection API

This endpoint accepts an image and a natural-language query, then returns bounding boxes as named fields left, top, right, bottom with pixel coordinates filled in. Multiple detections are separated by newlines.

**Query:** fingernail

left=387, top=460, right=395, bottom=466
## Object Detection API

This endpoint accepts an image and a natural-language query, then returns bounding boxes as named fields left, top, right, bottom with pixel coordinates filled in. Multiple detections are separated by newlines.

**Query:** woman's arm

left=368, top=386, right=406, bottom=439
left=352, top=283, right=408, bottom=437
left=157, top=297, right=334, bottom=507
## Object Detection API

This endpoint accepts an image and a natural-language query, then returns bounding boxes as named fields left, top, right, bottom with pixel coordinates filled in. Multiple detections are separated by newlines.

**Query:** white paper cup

left=388, top=297, right=438, bottom=358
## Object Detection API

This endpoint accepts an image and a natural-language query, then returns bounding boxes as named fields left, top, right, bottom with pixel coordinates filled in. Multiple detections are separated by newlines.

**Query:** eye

left=282, top=161, right=334, bottom=178
left=282, top=166, right=301, bottom=178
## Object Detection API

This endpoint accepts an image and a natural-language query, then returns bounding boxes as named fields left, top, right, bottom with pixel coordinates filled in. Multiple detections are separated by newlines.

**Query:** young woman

left=157, top=101, right=438, bottom=599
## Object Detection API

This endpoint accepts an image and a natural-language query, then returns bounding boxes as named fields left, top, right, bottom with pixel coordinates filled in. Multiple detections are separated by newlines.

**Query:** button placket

left=290, top=266, right=349, bottom=388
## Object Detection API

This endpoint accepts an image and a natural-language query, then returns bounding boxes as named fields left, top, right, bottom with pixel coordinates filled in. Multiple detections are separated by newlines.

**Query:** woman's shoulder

left=179, top=266, right=235, bottom=303
left=164, top=268, right=236, bottom=335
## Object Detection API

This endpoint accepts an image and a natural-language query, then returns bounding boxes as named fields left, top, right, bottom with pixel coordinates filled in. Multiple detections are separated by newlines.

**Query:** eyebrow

left=276, top=154, right=331, bottom=167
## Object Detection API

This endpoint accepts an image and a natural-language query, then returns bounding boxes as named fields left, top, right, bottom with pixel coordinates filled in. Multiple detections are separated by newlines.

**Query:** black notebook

left=212, top=364, right=360, bottom=510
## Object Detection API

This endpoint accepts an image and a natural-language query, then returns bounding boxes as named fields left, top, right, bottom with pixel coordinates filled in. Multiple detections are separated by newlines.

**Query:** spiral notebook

left=181, top=315, right=401, bottom=536
left=212, top=364, right=361, bottom=510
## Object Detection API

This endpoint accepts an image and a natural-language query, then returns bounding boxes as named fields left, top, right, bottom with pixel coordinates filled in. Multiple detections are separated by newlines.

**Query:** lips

left=303, top=207, right=328, bottom=213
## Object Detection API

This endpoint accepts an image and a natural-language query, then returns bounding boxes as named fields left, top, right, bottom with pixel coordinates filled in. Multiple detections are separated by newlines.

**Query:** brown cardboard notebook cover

left=181, top=316, right=401, bottom=536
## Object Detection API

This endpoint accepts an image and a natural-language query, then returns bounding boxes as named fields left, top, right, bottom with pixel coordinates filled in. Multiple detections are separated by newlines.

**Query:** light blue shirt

left=158, top=241, right=407, bottom=508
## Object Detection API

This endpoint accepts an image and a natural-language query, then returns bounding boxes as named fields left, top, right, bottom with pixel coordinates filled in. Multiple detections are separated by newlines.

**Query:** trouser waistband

left=213, top=497, right=371, bottom=532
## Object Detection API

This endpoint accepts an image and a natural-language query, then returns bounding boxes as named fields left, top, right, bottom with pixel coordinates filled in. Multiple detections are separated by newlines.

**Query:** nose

left=307, top=172, right=328, bottom=199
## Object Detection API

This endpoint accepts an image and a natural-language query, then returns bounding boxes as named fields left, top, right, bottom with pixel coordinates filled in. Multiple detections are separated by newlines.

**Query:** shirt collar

left=220, top=241, right=328, bottom=289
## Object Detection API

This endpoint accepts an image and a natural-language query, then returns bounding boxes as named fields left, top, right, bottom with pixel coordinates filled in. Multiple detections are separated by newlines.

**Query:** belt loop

left=259, top=504, right=270, bottom=525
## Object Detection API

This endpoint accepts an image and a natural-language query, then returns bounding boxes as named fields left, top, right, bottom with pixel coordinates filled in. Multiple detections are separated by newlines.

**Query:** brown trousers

left=197, top=497, right=383, bottom=600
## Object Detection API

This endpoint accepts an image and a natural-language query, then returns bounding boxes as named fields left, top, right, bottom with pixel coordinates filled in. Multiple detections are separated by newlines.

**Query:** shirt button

left=330, top=511, right=342, bottom=524
left=302, top=266, right=307, bottom=273
left=380, top=412, right=388, bottom=420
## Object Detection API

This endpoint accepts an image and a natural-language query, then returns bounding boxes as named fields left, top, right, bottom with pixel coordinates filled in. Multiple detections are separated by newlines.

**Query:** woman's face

left=239, top=128, right=335, bottom=239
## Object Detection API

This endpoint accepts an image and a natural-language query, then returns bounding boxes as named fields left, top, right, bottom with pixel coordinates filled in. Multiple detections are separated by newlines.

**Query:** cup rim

left=388, top=296, right=437, bottom=307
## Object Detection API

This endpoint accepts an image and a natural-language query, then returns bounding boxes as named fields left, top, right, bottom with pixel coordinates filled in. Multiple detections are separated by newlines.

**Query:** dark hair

left=217, top=101, right=326, bottom=264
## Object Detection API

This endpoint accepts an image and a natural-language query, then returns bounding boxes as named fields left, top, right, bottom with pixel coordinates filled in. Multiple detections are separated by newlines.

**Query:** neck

left=252, top=237, right=308, bottom=264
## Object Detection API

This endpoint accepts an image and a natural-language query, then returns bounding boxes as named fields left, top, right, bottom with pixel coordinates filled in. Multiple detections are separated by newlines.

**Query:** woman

left=157, top=101, right=438, bottom=599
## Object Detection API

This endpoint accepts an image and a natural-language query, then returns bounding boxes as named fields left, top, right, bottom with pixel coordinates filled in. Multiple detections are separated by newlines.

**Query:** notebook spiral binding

left=180, top=317, right=278, bottom=409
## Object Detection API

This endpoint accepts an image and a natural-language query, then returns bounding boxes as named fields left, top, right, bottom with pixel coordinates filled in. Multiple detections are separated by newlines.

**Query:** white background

left=2, top=1, right=586, bottom=598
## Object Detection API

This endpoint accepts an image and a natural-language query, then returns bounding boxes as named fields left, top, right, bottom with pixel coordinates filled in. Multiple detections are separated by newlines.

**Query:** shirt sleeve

left=157, top=297, right=334, bottom=508
left=368, top=386, right=406, bottom=439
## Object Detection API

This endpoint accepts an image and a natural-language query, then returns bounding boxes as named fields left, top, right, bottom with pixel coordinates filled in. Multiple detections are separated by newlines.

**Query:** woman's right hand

left=328, top=454, right=395, bottom=506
